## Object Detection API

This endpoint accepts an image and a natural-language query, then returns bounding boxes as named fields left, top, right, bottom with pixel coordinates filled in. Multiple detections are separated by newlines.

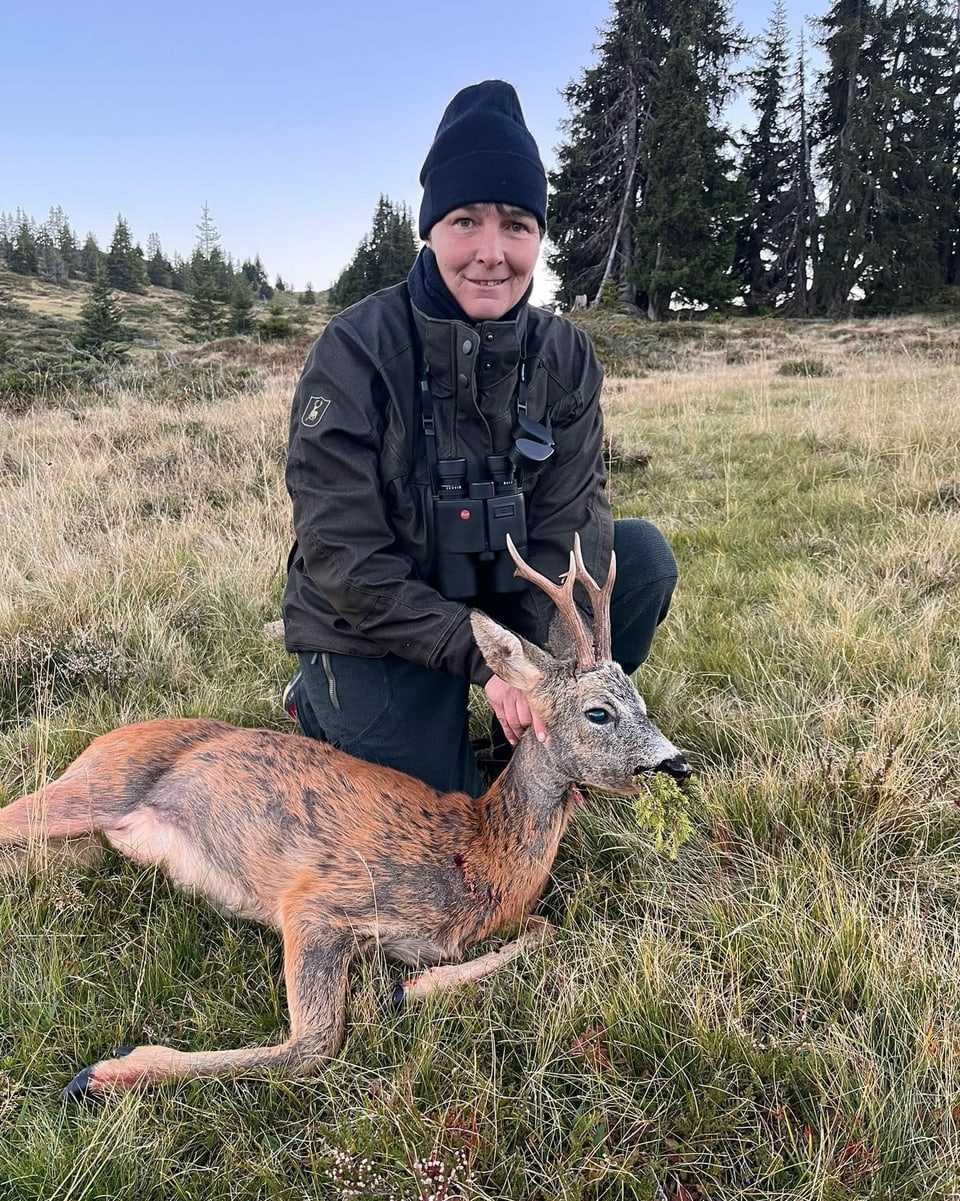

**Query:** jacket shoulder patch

left=301, top=395, right=331, bottom=427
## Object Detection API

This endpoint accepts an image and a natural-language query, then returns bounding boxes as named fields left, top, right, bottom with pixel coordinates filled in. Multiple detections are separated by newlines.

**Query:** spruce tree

left=228, top=281, right=256, bottom=334
left=329, top=242, right=373, bottom=309
left=813, top=0, right=890, bottom=314
left=170, top=254, right=191, bottom=292
left=549, top=0, right=744, bottom=317
left=369, top=197, right=417, bottom=288
left=8, top=218, right=39, bottom=275
left=145, top=233, right=174, bottom=288
left=79, top=233, right=103, bottom=282
left=813, top=0, right=960, bottom=311
left=106, top=214, right=147, bottom=293
left=259, top=296, right=293, bottom=340
left=548, top=2, right=666, bottom=307
left=46, top=206, right=79, bottom=278
left=186, top=254, right=228, bottom=340
left=241, top=255, right=272, bottom=299
left=186, top=205, right=228, bottom=340
left=0, top=211, right=12, bottom=264
left=733, top=2, right=794, bottom=309
left=329, top=196, right=417, bottom=308
left=777, top=30, right=820, bottom=316
left=632, top=1, right=745, bottom=319
left=940, top=2, right=960, bottom=290
left=195, top=204, right=220, bottom=257
left=299, top=282, right=317, bottom=305
left=858, top=0, right=960, bottom=308
left=76, top=269, right=129, bottom=360
left=37, top=235, right=69, bottom=285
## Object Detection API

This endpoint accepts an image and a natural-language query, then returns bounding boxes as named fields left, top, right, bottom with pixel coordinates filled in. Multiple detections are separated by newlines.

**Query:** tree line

left=332, top=0, right=960, bottom=323
left=0, top=195, right=411, bottom=333
left=0, top=205, right=291, bottom=298
left=549, top=0, right=960, bottom=317
left=0, top=205, right=319, bottom=354
left=9, top=0, right=957, bottom=327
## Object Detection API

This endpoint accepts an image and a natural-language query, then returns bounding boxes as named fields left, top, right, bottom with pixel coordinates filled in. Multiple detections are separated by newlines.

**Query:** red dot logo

left=460, top=509, right=471, bottom=520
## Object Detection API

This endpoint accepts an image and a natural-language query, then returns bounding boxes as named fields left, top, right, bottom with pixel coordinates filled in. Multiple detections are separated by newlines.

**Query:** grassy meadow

left=0, top=308, right=959, bottom=1200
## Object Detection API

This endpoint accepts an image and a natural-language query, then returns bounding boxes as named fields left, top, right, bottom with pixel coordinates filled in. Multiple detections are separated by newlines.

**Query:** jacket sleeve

left=285, top=316, right=492, bottom=683
left=511, top=334, right=614, bottom=648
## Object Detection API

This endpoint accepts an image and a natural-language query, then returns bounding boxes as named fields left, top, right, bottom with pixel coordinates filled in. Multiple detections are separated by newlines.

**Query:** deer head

left=470, top=535, right=691, bottom=794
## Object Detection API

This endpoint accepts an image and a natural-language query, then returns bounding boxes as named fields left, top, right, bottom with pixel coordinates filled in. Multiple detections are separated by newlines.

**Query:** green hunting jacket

left=282, top=282, right=613, bottom=685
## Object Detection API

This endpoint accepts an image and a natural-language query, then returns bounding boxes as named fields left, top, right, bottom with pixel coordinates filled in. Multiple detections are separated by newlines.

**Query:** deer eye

left=585, top=707, right=612, bottom=725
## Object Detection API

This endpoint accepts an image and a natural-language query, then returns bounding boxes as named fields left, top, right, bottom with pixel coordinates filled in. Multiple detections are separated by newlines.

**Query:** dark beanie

left=418, top=80, right=547, bottom=239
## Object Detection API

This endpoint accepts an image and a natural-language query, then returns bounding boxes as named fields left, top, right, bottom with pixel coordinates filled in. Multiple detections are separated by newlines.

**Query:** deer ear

left=470, top=612, right=551, bottom=693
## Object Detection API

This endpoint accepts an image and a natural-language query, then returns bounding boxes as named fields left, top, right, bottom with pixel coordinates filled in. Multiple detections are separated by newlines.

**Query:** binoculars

left=432, top=454, right=529, bottom=599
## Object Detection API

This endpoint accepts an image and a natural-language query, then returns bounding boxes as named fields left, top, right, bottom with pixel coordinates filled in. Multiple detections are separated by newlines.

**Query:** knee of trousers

left=613, top=519, right=679, bottom=594
left=610, top=519, right=679, bottom=672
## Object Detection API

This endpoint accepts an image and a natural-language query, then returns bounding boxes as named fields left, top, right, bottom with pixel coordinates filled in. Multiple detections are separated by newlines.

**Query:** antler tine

left=572, top=533, right=616, bottom=662
left=505, top=534, right=597, bottom=669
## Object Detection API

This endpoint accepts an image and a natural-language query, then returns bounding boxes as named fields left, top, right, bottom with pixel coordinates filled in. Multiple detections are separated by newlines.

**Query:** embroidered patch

left=301, top=395, right=331, bottom=427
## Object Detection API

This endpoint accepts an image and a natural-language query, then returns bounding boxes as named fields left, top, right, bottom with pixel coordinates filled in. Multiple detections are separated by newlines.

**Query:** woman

left=282, top=80, right=678, bottom=798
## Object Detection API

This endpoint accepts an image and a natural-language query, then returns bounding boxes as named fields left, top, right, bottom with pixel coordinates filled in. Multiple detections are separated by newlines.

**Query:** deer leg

left=0, top=789, right=106, bottom=876
left=393, top=917, right=552, bottom=1010
left=62, top=924, right=359, bottom=1100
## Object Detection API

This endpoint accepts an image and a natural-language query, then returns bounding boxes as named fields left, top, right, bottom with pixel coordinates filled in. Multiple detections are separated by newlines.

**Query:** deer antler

left=505, top=534, right=597, bottom=670
left=572, top=533, right=616, bottom=663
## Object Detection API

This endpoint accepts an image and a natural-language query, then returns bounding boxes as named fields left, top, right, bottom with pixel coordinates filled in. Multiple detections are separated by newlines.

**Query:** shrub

left=776, top=357, right=831, bottom=377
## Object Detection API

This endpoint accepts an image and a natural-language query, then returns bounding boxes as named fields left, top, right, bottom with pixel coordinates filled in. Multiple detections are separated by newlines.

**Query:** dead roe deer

left=0, top=536, right=690, bottom=1099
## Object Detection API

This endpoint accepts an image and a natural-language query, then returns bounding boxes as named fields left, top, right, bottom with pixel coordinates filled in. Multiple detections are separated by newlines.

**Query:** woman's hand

left=483, top=676, right=547, bottom=746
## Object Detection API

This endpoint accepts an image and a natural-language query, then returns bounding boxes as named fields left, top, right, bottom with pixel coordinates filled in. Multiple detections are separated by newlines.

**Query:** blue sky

left=3, top=0, right=818, bottom=302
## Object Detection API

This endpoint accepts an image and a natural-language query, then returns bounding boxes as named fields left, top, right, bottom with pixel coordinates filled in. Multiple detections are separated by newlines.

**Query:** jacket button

left=484, top=332, right=494, bottom=341
left=458, top=373, right=468, bottom=386
left=462, top=339, right=474, bottom=354
left=483, top=361, right=492, bottom=369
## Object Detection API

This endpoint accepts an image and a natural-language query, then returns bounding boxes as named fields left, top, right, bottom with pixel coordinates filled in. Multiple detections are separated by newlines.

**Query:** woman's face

left=426, top=203, right=541, bottom=320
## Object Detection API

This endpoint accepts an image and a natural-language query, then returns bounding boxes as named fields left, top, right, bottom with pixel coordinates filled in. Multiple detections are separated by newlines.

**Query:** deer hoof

left=390, top=981, right=408, bottom=1013
left=61, top=1065, right=103, bottom=1105
left=61, top=1047, right=135, bottom=1102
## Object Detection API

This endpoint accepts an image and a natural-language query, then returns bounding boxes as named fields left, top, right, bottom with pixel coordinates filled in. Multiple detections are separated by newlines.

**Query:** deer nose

left=655, top=754, right=693, bottom=782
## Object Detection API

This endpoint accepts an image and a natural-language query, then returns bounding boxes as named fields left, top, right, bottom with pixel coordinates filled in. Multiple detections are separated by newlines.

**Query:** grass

left=1, top=313, right=959, bottom=1198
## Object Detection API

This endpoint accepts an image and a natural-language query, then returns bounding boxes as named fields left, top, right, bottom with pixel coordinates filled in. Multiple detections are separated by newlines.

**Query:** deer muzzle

left=652, top=753, right=693, bottom=782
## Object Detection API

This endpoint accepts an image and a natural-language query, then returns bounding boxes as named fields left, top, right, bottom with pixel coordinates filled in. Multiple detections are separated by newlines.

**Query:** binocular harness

left=416, top=338, right=554, bottom=600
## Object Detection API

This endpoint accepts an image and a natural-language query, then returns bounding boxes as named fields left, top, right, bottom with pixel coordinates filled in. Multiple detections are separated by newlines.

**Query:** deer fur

left=0, top=537, right=690, bottom=1099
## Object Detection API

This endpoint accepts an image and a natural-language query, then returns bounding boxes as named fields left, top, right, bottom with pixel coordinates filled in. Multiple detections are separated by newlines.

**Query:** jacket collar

left=411, top=304, right=527, bottom=435
left=409, top=301, right=528, bottom=394
left=407, top=247, right=531, bottom=409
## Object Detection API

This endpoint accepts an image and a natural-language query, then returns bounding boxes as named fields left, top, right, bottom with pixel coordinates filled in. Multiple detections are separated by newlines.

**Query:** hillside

left=0, top=267, right=328, bottom=385
left=565, top=303, right=960, bottom=377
